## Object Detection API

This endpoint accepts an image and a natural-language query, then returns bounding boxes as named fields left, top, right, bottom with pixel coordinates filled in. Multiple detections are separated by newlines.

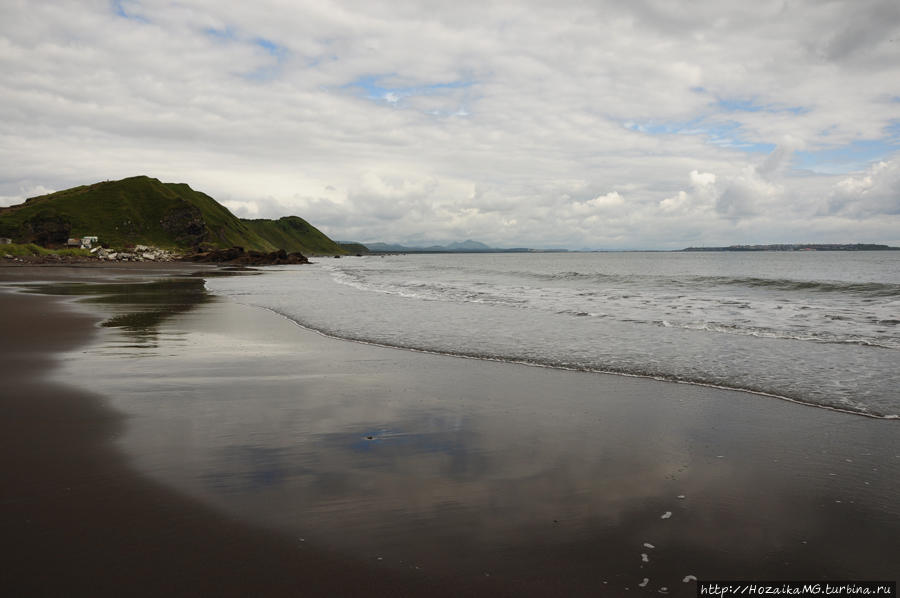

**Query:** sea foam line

left=208, top=288, right=899, bottom=422
left=323, top=265, right=900, bottom=351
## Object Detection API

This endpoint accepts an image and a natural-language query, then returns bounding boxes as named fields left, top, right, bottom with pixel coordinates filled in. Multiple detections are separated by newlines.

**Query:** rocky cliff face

left=17, top=212, right=72, bottom=246
left=160, top=205, right=208, bottom=247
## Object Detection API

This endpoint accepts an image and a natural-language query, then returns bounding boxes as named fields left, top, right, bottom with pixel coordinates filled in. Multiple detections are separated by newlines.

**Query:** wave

left=690, top=276, right=900, bottom=297
left=206, top=260, right=900, bottom=421
left=547, top=272, right=900, bottom=297
left=431, top=265, right=900, bottom=298
left=323, top=265, right=899, bottom=350
left=653, top=319, right=900, bottom=350
left=241, top=301, right=898, bottom=421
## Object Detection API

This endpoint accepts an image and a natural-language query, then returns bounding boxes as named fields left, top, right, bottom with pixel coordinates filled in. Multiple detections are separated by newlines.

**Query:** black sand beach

left=2, top=263, right=898, bottom=596
left=0, top=265, right=479, bottom=597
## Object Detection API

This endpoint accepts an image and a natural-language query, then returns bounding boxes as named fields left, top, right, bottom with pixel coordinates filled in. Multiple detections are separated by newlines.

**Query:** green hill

left=243, top=216, right=343, bottom=255
left=338, top=242, right=370, bottom=255
left=0, top=176, right=345, bottom=255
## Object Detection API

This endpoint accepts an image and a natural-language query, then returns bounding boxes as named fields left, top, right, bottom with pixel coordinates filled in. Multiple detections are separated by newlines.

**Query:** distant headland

left=0, top=175, right=347, bottom=257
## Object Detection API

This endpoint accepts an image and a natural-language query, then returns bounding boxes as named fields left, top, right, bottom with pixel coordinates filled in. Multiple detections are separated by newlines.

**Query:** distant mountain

left=444, top=240, right=492, bottom=251
left=363, top=240, right=532, bottom=253
left=0, top=176, right=345, bottom=255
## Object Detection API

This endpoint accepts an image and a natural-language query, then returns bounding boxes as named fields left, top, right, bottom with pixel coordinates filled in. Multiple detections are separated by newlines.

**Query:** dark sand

left=2, top=263, right=898, bottom=596
left=0, top=265, right=488, bottom=597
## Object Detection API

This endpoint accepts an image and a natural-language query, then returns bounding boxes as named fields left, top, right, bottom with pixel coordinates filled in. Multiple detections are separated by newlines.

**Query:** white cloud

left=221, top=200, right=260, bottom=217
left=715, top=165, right=784, bottom=220
left=1, top=0, right=899, bottom=247
left=572, top=192, right=626, bottom=215
left=659, top=171, right=717, bottom=215
left=826, top=160, right=900, bottom=218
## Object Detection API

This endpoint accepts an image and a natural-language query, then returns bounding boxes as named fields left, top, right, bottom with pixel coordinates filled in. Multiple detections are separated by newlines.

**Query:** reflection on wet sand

left=50, top=283, right=900, bottom=596
left=20, top=278, right=213, bottom=345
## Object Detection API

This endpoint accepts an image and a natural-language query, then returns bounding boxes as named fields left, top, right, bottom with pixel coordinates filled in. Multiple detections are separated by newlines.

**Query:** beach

left=0, top=264, right=473, bottom=597
left=1, top=262, right=898, bottom=596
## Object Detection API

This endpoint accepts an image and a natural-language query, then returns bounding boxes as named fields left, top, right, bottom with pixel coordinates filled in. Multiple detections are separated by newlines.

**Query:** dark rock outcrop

left=187, top=247, right=309, bottom=265
left=160, top=204, right=208, bottom=247
left=18, top=211, right=72, bottom=246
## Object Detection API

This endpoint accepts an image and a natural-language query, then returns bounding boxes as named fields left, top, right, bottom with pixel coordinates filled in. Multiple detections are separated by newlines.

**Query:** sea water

left=206, top=251, right=900, bottom=418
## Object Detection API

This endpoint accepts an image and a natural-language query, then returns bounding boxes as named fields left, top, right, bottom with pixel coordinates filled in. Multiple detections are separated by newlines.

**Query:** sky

left=1, top=0, right=899, bottom=249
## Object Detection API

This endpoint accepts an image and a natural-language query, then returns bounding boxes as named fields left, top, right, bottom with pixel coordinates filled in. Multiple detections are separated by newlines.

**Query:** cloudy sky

left=2, top=0, right=899, bottom=249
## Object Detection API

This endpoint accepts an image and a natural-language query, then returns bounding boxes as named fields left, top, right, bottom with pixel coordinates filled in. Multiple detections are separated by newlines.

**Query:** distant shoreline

left=360, top=243, right=900, bottom=254
left=681, top=243, right=899, bottom=252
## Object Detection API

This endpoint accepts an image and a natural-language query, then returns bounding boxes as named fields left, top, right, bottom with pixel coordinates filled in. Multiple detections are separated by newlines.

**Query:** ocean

left=206, top=251, right=900, bottom=418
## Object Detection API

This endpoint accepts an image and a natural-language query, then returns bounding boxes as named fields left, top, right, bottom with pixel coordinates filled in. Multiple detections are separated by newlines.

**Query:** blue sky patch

left=111, top=0, right=148, bottom=23
left=204, top=26, right=237, bottom=41
left=625, top=117, right=774, bottom=154
left=715, top=97, right=808, bottom=115
left=254, top=37, right=286, bottom=59
left=795, top=123, right=900, bottom=173
left=202, top=27, right=287, bottom=82
left=204, top=29, right=287, bottom=61
left=345, top=74, right=473, bottom=108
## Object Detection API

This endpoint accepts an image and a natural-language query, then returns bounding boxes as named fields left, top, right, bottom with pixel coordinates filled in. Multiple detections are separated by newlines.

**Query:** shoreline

left=258, top=301, right=898, bottom=421
left=3, top=263, right=899, bottom=596
left=0, top=265, right=494, bottom=597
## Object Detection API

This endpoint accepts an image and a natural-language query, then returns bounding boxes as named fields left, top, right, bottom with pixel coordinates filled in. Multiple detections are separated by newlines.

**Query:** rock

left=187, top=247, right=309, bottom=265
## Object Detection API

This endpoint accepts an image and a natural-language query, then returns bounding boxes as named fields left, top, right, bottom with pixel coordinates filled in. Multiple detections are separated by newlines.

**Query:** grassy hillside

left=242, top=217, right=344, bottom=255
left=338, top=242, right=370, bottom=254
left=1, top=242, right=90, bottom=258
left=0, top=176, right=345, bottom=255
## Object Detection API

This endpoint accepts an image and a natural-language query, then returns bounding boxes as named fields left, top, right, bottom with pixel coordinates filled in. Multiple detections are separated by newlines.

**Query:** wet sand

left=2, top=264, right=898, bottom=596
left=0, top=265, right=486, bottom=597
